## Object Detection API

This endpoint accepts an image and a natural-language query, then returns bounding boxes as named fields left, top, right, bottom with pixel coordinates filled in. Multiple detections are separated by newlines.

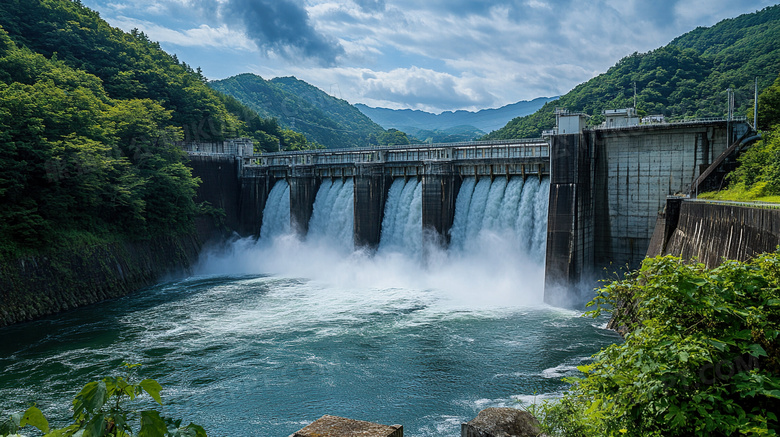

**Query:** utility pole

left=754, top=77, right=759, bottom=130
left=633, top=82, right=637, bottom=109
left=727, top=88, right=734, bottom=121
left=727, top=88, right=734, bottom=144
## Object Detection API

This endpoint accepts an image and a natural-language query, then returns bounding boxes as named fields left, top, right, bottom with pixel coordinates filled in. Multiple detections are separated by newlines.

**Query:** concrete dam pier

left=186, top=118, right=750, bottom=306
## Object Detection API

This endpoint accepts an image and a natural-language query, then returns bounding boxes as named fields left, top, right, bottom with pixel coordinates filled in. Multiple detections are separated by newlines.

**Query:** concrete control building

left=601, top=108, right=640, bottom=128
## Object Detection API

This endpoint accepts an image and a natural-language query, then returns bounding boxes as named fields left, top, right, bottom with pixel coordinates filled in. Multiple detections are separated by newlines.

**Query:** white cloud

left=108, top=16, right=257, bottom=50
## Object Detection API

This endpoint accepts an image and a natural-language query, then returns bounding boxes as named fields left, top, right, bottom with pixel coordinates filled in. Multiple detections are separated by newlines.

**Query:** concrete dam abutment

left=649, top=198, right=780, bottom=267
left=186, top=118, right=751, bottom=306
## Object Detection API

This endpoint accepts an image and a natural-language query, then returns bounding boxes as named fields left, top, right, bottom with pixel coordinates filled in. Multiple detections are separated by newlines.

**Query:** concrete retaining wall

left=289, top=168, right=321, bottom=235
left=544, top=134, right=593, bottom=306
left=543, top=122, right=741, bottom=303
left=590, top=124, right=729, bottom=270
left=0, top=234, right=201, bottom=327
left=190, top=155, right=273, bottom=238
left=189, top=155, right=241, bottom=236
left=653, top=200, right=780, bottom=267
left=422, top=163, right=461, bottom=246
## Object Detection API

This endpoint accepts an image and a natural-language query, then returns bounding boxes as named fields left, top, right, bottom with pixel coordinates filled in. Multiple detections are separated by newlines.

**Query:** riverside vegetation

left=0, top=364, right=206, bottom=437
left=0, top=26, right=200, bottom=256
left=534, top=254, right=780, bottom=436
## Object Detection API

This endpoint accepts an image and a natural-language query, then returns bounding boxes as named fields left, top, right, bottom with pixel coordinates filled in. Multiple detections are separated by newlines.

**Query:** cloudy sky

left=82, top=0, right=776, bottom=113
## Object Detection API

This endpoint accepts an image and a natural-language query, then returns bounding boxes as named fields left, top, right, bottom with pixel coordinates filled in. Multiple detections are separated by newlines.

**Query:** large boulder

left=292, top=415, right=403, bottom=437
left=461, top=407, right=542, bottom=437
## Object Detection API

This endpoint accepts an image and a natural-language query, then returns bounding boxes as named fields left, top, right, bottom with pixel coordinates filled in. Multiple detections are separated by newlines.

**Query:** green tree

left=538, top=255, right=780, bottom=436
left=701, top=73, right=780, bottom=201
left=756, top=73, right=780, bottom=130
left=0, top=28, right=202, bottom=254
left=377, top=128, right=411, bottom=146
left=0, top=0, right=284, bottom=146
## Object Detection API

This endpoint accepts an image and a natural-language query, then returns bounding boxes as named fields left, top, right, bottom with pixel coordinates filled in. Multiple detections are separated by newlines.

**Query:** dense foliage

left=485, top=5, right=780, bottom=139
left=0, top=0, right=290, bottom=151
left=537, top=255, right=780, bottom=436
left=0, top=364, right=206, bottom=437
left=397, top=125, right=485, bottom=143
left=755, top=73, right=780, bottom=131
left=0, top=0, right=232, bottom=142
left=0, top=28, right=200, bottom=254
left=0, top=0, right=308, bottom=254
left=700, top=73, right=780, bottom=202
left=210, top=73, right=386, bottom=149
left=372, top=128, right=413, bottom=146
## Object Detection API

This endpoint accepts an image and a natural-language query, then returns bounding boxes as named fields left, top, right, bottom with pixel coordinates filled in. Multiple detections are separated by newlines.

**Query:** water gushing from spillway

left=259, top=179, right=290, bottom=238
left=201, top=175, right=551, bottom=307
left=450, top=176, right=549, bottom=263
left=308, top=178, right=355, bottom=251
left=378, top=178, right=423, bottom=258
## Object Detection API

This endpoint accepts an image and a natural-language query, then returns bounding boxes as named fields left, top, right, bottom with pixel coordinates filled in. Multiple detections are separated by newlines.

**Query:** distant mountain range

left=211, top=74, right=385, bottom=149
left=355, top=98, right=557, bottom=135
left=212, top=73, right=557, bottom=146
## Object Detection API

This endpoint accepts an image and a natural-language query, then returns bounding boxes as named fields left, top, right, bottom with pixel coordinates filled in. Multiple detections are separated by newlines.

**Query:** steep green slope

left=0, top=0, right=307, bottom=256
left=211, top=73, right=385, bottom=149
left=271, top=76, right=386, bottom=144
left=485, top=5, right=780, bottom=140
left=0, top=27, right=198, bottom=254
left=0, top=0, right=287, bottom=150
left=700, top=72, right=780, bottom=201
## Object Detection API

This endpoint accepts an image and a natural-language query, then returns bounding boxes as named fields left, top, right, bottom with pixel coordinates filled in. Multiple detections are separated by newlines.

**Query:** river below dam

left=0, top=176, right=620, bottom=436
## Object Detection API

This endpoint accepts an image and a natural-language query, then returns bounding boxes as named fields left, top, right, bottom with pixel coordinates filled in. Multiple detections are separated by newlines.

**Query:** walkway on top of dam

left=239, top=138, right=551, bottom=179
left=247, top=138, right=548, bottom=165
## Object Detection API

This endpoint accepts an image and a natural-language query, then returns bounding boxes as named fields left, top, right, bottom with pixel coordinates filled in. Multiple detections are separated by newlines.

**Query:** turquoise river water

left=0, top=177, right=620, bottom=436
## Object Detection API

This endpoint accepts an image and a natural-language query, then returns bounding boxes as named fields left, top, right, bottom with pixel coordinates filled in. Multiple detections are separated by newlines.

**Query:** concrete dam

left=187, top=117, right=750, bottom=305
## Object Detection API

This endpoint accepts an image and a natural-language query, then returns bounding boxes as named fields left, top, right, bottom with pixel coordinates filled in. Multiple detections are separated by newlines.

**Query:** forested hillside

left=0, top=26, right=199, bottom=254
left=211, top=73, right=385, bottom=149
left=397, top=125, right=487, bottom=143
left=700, top=72, right=780, bottom=201
left=485, top=5, right=780, bottom=140
left=0, top=0, right=292, bottom=255
left=0, top=0, right=300, bottom=153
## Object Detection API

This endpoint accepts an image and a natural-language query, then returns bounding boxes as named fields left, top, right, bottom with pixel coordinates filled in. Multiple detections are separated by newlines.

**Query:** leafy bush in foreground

left=538, top=255, right=780, bottom=436
left=0, top=364, right=206, bottom=437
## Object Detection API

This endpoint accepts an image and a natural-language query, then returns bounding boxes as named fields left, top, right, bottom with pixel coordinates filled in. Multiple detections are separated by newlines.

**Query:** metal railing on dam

left=239, top=138, right=550, bottom=179
left=246, top=139, right=547, bottom=166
